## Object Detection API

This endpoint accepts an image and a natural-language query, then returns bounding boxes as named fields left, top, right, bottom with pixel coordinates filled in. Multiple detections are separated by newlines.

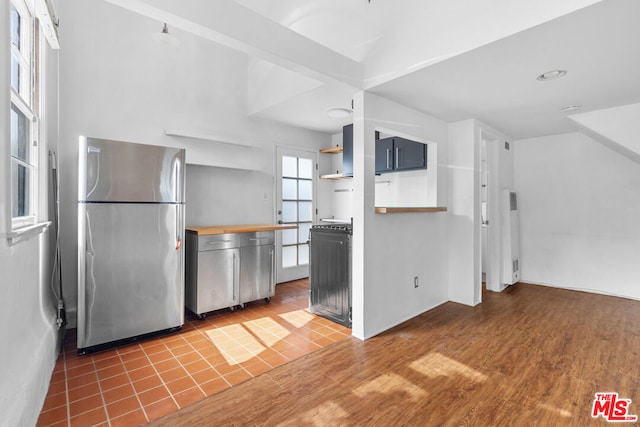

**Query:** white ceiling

left=109, top=0, right=640, bottom=138
left=235, top=0, right=640, bottom=138
left=369, top=0, right=640, bottom=139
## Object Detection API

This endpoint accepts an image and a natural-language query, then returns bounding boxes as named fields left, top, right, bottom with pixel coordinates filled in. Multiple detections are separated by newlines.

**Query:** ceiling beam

left=104, top=0, right=363, bottom=90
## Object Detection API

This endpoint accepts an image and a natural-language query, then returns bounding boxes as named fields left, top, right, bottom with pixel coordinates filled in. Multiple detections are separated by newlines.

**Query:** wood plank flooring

left=149, top=283, right=640, bottom=426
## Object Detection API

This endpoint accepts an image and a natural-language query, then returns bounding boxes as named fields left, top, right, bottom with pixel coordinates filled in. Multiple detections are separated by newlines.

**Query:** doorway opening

left=480, top=135, right=502, bottom=293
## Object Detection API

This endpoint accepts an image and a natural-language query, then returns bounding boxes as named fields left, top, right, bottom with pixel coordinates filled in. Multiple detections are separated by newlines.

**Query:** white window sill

left=6, top=221, right=51, bottom=246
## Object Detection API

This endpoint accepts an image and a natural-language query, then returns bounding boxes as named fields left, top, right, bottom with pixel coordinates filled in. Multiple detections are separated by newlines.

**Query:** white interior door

left=275, top=146, right=317, bottom=283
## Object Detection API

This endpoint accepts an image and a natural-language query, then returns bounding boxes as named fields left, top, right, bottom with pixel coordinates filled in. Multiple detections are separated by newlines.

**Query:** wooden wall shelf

left=320, top=174, right=352, bottom=180
left=320, top=146, right=343, bottom=154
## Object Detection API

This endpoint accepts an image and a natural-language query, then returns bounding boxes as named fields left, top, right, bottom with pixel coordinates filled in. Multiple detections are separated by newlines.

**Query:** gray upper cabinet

left=342, top=124, right=353, bottom=177
left=375, top=136, right=427, bottom=174
left=375, top=137, right=395, bottom=174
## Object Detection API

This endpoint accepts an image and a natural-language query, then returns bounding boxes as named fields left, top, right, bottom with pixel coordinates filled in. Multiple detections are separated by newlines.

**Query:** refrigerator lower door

left=78, top=203, right=184, bottom=351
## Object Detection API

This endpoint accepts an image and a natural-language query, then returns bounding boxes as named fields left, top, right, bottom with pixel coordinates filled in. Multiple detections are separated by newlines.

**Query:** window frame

left=9, top=0, right=40, bottom=232
left=280, top=155, right=313, bottom=268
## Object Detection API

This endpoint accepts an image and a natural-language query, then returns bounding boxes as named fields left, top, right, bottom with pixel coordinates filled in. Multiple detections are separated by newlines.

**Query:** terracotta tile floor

left=37, top=279, right=351, bottom=426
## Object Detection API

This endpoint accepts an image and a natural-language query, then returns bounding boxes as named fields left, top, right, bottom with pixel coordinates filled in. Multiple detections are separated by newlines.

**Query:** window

left=280, top=155, right=313, bottom=268
left=10, top=0, right=40, bottom=230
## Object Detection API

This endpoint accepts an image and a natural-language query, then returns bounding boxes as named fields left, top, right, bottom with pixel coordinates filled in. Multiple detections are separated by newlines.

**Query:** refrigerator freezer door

left=77, top=203, right=185, bottom=350
left=79, top=137, right=185, bottom=203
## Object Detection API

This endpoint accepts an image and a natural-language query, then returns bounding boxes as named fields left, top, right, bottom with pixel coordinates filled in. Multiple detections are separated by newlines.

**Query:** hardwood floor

left=149, top=283, right=640, bottom=426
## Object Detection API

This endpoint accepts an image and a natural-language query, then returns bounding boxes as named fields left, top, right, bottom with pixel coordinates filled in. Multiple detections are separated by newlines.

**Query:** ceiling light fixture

left=326, top=108, right=352, bottom=118
left=152, top=23, right=180, bottom=47
left=536, top=69, right=567, bottom=81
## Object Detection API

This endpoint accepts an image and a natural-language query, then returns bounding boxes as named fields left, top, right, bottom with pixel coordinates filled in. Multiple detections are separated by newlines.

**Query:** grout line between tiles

left=139, top=343, right=180, bottom=417
left=89, top=355, right=110, bottom=427
left=63, top=350, right=70, bottom=427
left=172, top=333, right=232, bottom=392
left=117, top=351, right=150, bottom=424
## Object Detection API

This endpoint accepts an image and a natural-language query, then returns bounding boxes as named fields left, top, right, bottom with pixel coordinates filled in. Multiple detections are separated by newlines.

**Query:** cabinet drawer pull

left=208, top=240, right=232, bottom=244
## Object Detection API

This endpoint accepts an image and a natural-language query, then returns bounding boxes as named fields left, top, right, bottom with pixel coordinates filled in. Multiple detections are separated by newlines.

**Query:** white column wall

left=352, top=92, right=449, bottom=340
left=448, top=120, right=480, bottom=306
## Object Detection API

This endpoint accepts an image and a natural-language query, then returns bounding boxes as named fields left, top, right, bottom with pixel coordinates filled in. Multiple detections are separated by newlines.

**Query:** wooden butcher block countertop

left=186, top=224, right=297, bottom=236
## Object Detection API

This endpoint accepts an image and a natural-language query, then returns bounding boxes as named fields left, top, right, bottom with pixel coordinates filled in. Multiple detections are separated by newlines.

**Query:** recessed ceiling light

left=536, top=69, right=567, bottom=81
left=326, top=108, right=352, bottom=118
left=562, top=104, right=582, bottom=113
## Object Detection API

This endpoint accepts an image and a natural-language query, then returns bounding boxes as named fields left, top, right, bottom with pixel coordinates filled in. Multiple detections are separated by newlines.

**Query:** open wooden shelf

left=320, top=146, right=343, bottom=154
left=320, top=173, right=352, bottom=180
left=375, top=207, right=448, bottom=214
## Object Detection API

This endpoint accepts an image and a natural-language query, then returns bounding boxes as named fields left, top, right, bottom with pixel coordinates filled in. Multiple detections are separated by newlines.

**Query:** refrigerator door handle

left=175, top=204, right=182, bottom=250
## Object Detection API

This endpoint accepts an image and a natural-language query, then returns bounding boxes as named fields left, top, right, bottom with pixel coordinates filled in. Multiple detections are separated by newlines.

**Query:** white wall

left=185, top=166, right=274, bottom=226
left=514, top=132, right=640, bottom=299
left=351, top=92, right=449, bottom=340
left=57, top=0, right=331, bottom=326
left=0, top=3, right=60, bottom=426
left=448, top=120, right=480, bottom=306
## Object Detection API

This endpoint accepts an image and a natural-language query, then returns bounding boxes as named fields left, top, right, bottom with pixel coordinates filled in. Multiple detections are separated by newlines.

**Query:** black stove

left=309, top=222, right=352, bottom=328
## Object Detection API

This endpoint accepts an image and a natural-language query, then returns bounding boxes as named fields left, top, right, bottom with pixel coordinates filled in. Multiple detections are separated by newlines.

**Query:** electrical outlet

left=414, top=276, right=419, bottom=288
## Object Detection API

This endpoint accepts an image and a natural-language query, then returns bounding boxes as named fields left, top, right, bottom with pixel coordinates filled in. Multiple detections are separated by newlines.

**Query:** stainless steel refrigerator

left=77, top=136, right=185, bottom=354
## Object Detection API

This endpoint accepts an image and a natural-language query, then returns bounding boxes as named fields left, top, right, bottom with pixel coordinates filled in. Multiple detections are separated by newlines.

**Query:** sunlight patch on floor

left=243, top=316, right=292, bottom=347
left=352, top=373, right=427, bottom=402
left=275, top=400, right=349, bottom=427
left=278, top=309, right=315, bottom=329
left=409, top=352, right=488, bottom=382
left=206, top=324, right=266, bottom=365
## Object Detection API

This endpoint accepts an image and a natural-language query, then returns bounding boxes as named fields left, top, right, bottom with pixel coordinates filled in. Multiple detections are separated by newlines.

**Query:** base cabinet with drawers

left=185, top=230, right=275, bottom=319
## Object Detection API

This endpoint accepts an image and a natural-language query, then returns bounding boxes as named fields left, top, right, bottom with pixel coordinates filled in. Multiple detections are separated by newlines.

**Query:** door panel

left=375, top=137, right=394, bottom=174
left=78, top=203, right=184, bottom=349
left=275, top=146, right=317, bottom=283
left=196, top=248, right=239, bottom=312
left=309, top=231, right=351, bottom=326
left=240, top=245, right=274, bottom=303
left=80, top=137, right=185, bottom=203
left=395, top=137, right=427, bottom=171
